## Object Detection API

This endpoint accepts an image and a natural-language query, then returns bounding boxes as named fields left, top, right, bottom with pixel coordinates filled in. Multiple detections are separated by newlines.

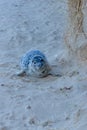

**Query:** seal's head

left=28, top=56, right=50, bottom=77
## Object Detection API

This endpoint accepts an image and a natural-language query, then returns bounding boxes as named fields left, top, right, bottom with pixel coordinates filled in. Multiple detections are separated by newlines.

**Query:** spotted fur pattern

left=18, top=50, right=50, bottom=77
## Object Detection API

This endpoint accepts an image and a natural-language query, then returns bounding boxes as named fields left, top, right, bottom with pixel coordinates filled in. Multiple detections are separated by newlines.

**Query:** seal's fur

left=18, top=50, right=50, bottom=77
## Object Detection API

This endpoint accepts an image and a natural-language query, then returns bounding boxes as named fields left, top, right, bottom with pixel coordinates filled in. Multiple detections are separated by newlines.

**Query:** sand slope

left=0, top=0, right=87, bottom=130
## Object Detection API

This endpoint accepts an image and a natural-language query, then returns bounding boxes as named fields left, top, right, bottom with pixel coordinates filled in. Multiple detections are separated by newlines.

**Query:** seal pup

left=17, top=50, right=61, bottom=78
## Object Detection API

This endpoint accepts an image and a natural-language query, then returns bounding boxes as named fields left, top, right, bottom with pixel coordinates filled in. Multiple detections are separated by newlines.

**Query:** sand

left=0, top=0, right=87, bottom=130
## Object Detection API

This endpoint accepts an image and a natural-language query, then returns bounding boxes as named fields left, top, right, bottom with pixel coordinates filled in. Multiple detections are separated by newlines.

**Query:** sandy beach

left=0, top=0, right=87, bottom=130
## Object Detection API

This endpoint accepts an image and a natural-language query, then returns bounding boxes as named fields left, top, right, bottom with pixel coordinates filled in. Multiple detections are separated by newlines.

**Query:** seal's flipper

left=16, top=70, right=26, bottom=76
left=48, top=70, right=62, bottom=77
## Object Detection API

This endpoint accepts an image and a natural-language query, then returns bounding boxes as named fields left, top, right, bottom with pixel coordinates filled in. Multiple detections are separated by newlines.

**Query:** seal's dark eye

left=33, top=60, right=37, bottom=64
left=42, top=70, right=45, bottom=73
left=40, top=59, right=44, bottom=62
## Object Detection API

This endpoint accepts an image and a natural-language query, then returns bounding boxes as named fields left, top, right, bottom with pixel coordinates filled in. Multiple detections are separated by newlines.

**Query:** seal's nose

left=38, top=62, right=42, bottom=68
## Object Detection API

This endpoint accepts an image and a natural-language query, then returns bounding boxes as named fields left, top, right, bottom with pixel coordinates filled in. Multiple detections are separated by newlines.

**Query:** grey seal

left=17, top=50, right=61, bottom=78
